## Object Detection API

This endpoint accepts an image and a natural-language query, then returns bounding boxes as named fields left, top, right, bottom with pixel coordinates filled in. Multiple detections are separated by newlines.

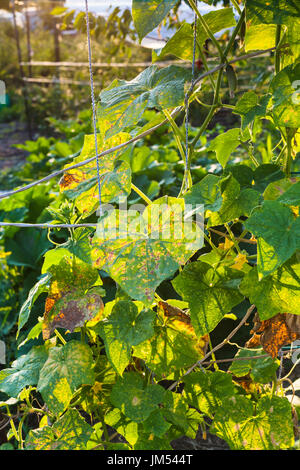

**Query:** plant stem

left=54, top=329, right=66, bottom=345
left=275, top=25, right=282, bottom=74
left=231, top=0, right=242, bottom=14
left=188, top=0, right=224, bottom=60
left=163, top=109, right=186, bottom=162
left=131, top=183, right=152, bottom=205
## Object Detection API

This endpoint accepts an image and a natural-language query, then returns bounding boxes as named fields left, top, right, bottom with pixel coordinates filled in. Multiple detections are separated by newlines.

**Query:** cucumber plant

left=0, top=0, right=300, bottom=451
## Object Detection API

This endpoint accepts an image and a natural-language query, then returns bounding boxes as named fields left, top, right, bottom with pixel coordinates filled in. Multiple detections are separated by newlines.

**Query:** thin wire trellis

left=84, top=0, right=102, bottom=214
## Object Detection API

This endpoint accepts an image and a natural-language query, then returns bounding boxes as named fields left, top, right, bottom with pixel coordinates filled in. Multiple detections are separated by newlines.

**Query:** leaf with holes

left=37, top=340, right=95, bottom=415
left=91, top=196, right=203, bottom=305
left=172, top=261, right=244, bottom=337
left=97, top=66, right=191, bottom=138
left=60, top=133, right=131, bottom=218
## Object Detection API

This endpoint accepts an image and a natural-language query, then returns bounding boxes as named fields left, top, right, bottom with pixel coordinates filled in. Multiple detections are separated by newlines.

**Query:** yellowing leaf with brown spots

left=246, top=312, right=300, bottom=358
left=42, top=257, right=104, bottom=339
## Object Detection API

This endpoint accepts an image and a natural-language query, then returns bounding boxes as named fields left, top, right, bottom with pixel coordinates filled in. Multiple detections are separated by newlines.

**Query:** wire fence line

left=0, top=46, right=280, bottom=208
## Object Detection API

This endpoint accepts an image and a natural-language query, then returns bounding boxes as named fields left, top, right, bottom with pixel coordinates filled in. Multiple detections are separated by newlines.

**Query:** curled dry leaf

left=245, top=312, right=300, bottom=358
left=158, top=300, right=209, bottom=356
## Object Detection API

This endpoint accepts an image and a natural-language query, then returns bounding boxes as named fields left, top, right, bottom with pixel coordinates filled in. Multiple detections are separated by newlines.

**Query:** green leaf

left=229, top=347, right=279, bottom=383
left=233, top=91, right=271, bottom=130
left=0, top=346, right=48, bottom=398
left=239, top=256, right=300, bottom=320
left=5, top=229, right=51, bottom=269
left=172, top=261, right=244, bottom=337
left=110, top=372, right=165, bottom=423
left=97, top=66, right=191, bottom=138
left=208, top=174, right=261, bottom=226
left=183, top=370, right=235, bottom=418
left=269, top=63, right=300, bottom=128
left=91, top=196, right=203, bottom=305
left=60, top=134, right=131, bottom=218
left=210, top=395, right=294, bottom=450
left=263, top=177, right=299, bottom=201
left=17, top=274, right=51, bottom=334
left=104, top=408, right=139, bottom=446
left=245, top=24, right=277, bottom=52
left=143, top=409, right=171, bottom=438
left=97, top=300, right=155, bottom=375
left=183, top=174, right=223, bottom=214
left=25, top=408, right=93, bottom=450
left=209, top=128, right=241, bottom=167
left=246, top=0, right=300, bottom=26
left=37, top=340, right=95, bottom=415
left=277, top=180, right=300, bottom=206
left=153, top=7, right=236, bottom=62
left=132, top=0, right=178, bottom=41
left=245, top=200, right=300, bottom=277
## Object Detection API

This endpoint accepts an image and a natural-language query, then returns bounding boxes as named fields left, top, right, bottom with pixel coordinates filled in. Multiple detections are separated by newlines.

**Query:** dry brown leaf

left=246, top=312, right=300, bottom=358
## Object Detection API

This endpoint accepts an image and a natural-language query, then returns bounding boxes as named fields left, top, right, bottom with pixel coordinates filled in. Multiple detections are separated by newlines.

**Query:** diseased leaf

left=239, top=257, right=300, bottom=320
left=210, top=395, right=294, bottom=450
left=60, top=134, right=131, bottom=218
left=91, top=196, right=203, bottom=305
left=42, top=257, right=103, bottom=339
left=172, top=261, right=244, bottom=337
left=110, top=372, right=165, bottom=423
left=133, top=301, right=208, bottom=379
left=246, top=312, right=300, bottom=358
left=37, top=340, right=95, bottom=415
left=97, top=66, right=191, bottom=138
left=183, top=370, right=235, bottom=418
left=25, top=408, right=93, bottom=450
left=0, top=346, right=48, bottom=398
